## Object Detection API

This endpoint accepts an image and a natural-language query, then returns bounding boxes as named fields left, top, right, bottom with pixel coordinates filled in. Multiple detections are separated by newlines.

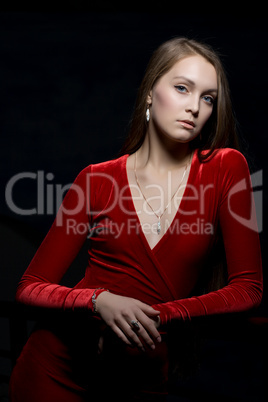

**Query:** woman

left=9, top=37, right=263, bottom=401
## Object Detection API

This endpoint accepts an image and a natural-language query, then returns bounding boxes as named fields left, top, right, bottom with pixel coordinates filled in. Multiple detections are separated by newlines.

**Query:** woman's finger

left=118, top=319, right=148, bottom=350
left=97, top=335, right=104, bottom=355
left=131, top=322, right=156, bottom=350
left=107, top=316, right=160, bottom=351
left=135, top=312, right=162, bottom=342
left=110, top=323, right=137, bottom=348
left=119, top=317, right=158, bottom=350
left=135, top=301, right=160, bottom=316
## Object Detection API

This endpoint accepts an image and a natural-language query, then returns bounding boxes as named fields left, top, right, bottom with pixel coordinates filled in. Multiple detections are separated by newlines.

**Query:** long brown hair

left=118, top=38, right=238, bottom=380
left=118, top=37, right=240, bottom=160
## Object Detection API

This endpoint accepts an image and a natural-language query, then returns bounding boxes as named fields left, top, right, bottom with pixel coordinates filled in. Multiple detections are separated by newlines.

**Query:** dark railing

left=1, top=300, right=267, bottom=400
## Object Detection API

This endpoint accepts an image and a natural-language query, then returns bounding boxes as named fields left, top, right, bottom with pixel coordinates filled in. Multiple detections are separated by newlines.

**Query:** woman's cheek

left=151, top=98, right=176, bottom=125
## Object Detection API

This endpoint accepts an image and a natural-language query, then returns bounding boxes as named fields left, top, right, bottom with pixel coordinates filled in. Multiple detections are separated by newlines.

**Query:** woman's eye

left=203, top=95, right=214, bottom=104
left=175, top=85, right=187, bottom=93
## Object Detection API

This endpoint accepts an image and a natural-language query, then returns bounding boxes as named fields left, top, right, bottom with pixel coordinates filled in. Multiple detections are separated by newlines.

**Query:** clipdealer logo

left=5, top=171, right=71, bottom=216
left=227, top=169, right=263, bottom=233
left=4, top=169, right=263, bottom=233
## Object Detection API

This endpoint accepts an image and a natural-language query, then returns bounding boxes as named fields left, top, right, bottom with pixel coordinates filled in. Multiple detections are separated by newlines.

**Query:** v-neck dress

left=9, top=148, right=263, bottom=401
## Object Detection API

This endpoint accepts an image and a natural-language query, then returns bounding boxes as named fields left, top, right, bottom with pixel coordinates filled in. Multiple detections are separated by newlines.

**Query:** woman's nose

left=185, top=95, right=199, bottom=116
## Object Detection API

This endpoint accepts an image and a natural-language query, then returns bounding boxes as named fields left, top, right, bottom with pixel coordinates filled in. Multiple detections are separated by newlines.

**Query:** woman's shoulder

left=77, top=154, right=128, bottom=177
left=199, top=148, right=250, bottom=186
left=201, top=148, right=249, bottom=170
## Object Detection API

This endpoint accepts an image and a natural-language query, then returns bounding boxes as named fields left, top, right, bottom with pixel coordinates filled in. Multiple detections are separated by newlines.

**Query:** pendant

left=157, top=219, right=161, bottom=235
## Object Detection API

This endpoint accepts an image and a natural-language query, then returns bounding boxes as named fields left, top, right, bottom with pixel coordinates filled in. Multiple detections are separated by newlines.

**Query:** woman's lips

left=178, top=120, right=196, bottom=129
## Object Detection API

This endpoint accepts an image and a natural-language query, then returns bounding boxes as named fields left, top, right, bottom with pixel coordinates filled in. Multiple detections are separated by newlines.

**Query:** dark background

left=0, top=9, right=267, bottom=401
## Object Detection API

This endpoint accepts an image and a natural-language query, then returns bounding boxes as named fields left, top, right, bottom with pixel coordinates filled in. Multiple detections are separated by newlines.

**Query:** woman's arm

left=15, top=166, right=102, bottom=312
left=15, top=165, right=161, bottom=349
left=152, top=150, right=263, bottom=325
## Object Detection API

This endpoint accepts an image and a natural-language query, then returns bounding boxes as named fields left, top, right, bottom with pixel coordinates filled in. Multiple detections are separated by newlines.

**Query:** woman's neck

left=137, top=132, right=192, bottom=174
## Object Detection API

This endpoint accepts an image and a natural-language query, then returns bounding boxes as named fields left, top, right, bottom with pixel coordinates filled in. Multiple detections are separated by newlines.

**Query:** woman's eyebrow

left=173, top=75, right=195, bottom=85
left=173, top=75, right=218, bottom=94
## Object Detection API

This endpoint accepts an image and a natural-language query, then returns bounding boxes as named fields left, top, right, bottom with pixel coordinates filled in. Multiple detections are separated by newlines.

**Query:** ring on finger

left=130, top=320, right=140, bottom=330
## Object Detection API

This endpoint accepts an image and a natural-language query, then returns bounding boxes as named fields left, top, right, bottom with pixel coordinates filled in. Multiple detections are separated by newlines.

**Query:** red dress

left=9, top=148, right=263, bottom=401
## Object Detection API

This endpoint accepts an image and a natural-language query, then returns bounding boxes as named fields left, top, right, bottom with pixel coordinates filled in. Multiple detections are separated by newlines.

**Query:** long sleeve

left=15, top=165, right=102, bottom=312
left=152, top=150, right=263, bottom=325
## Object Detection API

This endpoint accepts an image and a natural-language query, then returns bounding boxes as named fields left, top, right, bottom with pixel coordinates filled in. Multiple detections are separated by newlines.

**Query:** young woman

left=9, top=37, right=263, bottom=401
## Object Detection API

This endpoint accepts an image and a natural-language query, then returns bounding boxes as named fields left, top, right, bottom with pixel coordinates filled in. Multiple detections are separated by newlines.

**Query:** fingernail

left=151, top=344, right=155, bottom=350
left=156, top=336, right=162, bottom=343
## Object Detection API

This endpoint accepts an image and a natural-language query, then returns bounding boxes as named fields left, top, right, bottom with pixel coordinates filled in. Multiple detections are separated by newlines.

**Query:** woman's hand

left=95, top=291, right=161, bottom=352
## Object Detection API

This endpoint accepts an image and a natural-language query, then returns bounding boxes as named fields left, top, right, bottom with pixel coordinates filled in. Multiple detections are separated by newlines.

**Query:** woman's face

left=148, top=55, right=218, bottom=143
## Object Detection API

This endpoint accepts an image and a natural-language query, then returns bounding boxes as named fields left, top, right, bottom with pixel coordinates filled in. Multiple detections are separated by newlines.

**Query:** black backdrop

left=0, top=9, right=267, bottom=399
left=1, top=10, right=267, bottom=304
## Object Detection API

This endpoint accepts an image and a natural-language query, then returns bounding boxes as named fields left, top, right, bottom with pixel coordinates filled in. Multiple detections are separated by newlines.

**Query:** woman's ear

left=147, top=91, right=152, bottom=105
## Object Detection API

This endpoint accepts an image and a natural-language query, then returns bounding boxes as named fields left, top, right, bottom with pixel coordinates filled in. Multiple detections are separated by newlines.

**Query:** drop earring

left=146, top=105, right=150, bottom=122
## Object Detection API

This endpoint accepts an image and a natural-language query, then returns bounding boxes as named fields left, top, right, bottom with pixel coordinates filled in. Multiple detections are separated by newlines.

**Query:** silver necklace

left=134, top=151, right=193, bottom=235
